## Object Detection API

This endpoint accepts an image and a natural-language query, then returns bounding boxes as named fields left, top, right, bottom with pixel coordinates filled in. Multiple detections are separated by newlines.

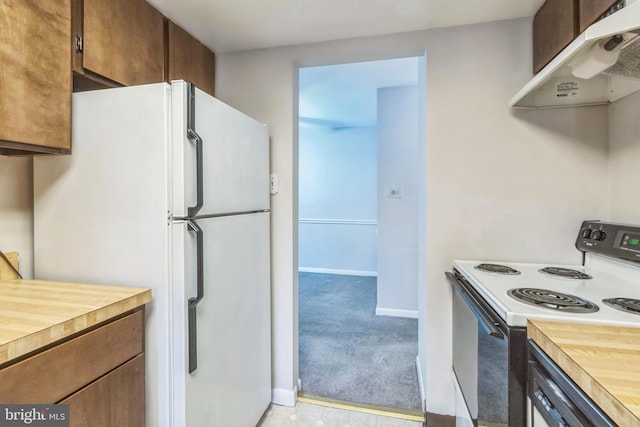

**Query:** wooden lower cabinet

left=62, top=355, right=145, bottom=427
left=0, top=310, right=145, bottom=427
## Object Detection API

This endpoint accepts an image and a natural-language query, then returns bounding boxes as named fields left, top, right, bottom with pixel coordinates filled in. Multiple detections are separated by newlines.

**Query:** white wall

left=298, top=125, right=377, bottom=275
left=421, top=20, right=608, bottom=413
left=215, top=18, right=610, bottom=415
left=0, top=157, right=33, bottom=279
left=608, top=90, right=640, bottom=222
left=422, top=20, right=609, bottom=415
left=377, top=85, right=420, bottom=316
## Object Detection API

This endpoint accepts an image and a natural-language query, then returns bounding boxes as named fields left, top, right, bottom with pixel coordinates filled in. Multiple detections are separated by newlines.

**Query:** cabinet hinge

left=74, top=35, right=83, bottom=53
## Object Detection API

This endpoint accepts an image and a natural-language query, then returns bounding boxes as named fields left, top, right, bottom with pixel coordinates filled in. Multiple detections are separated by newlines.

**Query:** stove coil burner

left=507, top=288, right=599, bottom=313
left=602, top=298, right=640, bottom=315
left=474, top=263, right=521, bottom=275
left=539, top=267, right=592, bottom=280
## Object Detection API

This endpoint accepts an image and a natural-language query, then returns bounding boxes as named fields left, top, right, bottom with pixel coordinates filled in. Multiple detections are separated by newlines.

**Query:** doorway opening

left=297, top=57, right=425, bottom=413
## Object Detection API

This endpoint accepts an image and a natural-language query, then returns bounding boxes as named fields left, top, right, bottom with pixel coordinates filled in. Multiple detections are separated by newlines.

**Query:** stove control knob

left=580, top=228, right=592, bottom=238
left=591, top=230, right=606, bottom=241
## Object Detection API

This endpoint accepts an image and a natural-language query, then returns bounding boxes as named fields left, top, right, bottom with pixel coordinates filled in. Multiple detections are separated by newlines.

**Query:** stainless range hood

left=510, top=1, right=640, bottom=108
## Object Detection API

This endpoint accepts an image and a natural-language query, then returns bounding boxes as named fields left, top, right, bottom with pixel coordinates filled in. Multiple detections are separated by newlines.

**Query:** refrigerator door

left=170, top=81, right=270, bottom=218
left=170, top=212, right=271, bottom=426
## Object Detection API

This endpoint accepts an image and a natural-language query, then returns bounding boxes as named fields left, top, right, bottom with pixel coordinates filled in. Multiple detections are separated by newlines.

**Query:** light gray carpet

left=298, top=272, right=421, bottom=411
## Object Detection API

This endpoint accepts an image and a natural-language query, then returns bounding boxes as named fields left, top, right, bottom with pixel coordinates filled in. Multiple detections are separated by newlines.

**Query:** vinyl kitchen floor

left=257, top=401, right=424, bottom=427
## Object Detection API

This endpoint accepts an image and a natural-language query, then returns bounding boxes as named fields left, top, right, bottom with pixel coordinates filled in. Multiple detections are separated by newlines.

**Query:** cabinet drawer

left=0, top=310, right=143, bottom=403
left=62, top=354, right=145, bottom=427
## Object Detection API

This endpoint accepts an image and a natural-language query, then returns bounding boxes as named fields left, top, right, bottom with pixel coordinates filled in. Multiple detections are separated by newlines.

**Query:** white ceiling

left=146, top=0, right=545, bottom=127
left=148, top=0, right=545, bottom=54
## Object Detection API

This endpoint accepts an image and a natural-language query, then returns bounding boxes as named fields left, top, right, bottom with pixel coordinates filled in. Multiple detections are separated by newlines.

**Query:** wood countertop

left=0, top=279, right=151, bottom=365
left=528, top=319, right=640, bottom=427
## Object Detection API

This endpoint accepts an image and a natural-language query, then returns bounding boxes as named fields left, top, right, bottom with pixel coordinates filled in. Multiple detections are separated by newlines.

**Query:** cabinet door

left=0, top=0, right=71, bottom=154
left=62, top=354, right=145, bottom=427
left=579, top=0, right=620, bottom=33
left=532, top=0, right=579, bottom=73
left=83, top=0, right=164, bottom=86
left=0, top=311, right=143, bottom=404
left=167, top=21, right=216, bottom=96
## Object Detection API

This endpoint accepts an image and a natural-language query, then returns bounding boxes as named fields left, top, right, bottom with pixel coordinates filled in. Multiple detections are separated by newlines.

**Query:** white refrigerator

left=33, top=81, right=271, bottom=427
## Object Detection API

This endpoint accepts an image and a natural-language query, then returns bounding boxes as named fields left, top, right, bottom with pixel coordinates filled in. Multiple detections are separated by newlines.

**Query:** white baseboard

left=375, top=307, right=419, bottom=319
left=416, top=355, right=426, bottom=412
left=271, top=386, right=298, bottom=407
left=299, top=267, right=377, bottom=277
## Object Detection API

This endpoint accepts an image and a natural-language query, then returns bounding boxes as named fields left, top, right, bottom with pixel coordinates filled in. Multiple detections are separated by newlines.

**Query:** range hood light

left=571, top=35, right=628, bottom=79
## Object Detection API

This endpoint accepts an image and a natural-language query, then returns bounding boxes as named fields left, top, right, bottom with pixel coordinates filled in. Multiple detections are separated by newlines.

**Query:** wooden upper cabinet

left=167, top=21, right=216, bottom=96
left=533, top=0, right=580, bottom=74
left=0, top=0, right=71, bottom=154
left=578, top=0, right=620, bottom=33
left=80, top=0, right=164, bottom=87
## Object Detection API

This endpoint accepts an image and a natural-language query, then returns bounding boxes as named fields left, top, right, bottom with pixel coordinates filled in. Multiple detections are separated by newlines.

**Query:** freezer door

left=171, top=212, right=271, bottom=426
left=171, top=81, right=270, bottom=217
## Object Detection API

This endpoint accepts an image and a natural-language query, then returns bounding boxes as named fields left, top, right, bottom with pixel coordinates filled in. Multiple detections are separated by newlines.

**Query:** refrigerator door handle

left=187, top=83, right=204, bottom=218
left=187, top=219, right=204, bottom=373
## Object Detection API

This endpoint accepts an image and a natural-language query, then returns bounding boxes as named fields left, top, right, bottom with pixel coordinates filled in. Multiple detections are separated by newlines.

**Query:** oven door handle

left=446, top=272, right=504, bottom=339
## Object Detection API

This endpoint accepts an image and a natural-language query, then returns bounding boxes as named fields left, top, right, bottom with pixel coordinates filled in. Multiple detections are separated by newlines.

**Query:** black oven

left=447, top=270, right=527, bottom=427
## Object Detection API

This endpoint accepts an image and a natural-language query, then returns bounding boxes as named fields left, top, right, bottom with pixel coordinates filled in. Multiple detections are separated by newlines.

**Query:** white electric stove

left=453, top=254, right=640, bottom=328
left=449, top=220, right=640, bottom=427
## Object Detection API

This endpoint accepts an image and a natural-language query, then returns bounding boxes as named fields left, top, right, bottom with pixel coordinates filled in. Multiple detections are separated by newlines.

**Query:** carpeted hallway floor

left=298, top=272, right=421, bottom=411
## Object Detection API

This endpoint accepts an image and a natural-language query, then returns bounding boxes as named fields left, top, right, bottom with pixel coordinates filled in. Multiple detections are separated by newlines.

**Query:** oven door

left=447, top=270, right=525, bottom=427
